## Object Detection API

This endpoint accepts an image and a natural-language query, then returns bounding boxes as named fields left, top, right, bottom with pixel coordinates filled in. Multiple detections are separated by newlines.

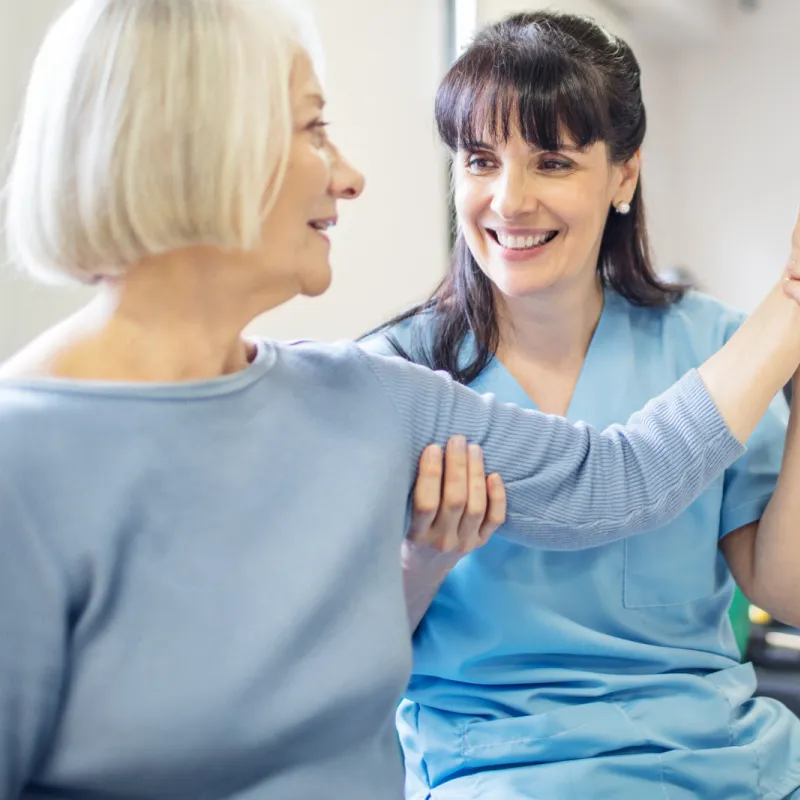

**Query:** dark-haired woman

left=364, top=11, right=800, bottom=799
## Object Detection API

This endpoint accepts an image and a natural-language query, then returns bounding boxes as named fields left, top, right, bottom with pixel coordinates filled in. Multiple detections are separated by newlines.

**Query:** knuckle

left=462, top=508, right=485, bottom=527
left=467, top=492, right=488, bottom=513
left=443, top=486, right=468, bottom=510
left=438, top=534, right=459, bottom=553
left=490, top=506, right=507, bottom=524
left=418, top=461, right=443, bottom=479
left=413, top=501, right=439, bottom=516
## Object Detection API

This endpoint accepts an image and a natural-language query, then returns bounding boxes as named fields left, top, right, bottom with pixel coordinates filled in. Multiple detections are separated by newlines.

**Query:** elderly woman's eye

left=308, top=120, right=330, bottom=145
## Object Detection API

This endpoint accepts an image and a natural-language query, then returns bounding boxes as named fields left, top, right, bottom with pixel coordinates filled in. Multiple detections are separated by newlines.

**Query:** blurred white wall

left=0, top=0, right=449, bottom=359
left=669, top=0, right=800, bottom=310
left=478, top=0, right=631, bottom=34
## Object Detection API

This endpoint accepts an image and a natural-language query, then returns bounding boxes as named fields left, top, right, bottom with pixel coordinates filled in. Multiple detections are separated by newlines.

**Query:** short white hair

left=4, top=0, right=322, bottom=284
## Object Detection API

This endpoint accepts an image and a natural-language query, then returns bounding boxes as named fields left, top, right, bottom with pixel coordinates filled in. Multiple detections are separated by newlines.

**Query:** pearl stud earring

left=616, top=201, right=631, bottom=215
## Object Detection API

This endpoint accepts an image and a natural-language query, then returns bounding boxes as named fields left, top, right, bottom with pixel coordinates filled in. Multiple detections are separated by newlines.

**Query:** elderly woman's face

left=259, top=54, right=364, bottom=299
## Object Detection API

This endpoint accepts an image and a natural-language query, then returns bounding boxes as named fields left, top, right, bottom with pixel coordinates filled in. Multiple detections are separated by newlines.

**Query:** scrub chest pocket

left=623, top=476, right=725, bottom=608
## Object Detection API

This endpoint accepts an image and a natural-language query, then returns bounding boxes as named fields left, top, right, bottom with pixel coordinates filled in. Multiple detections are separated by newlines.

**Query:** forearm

left=748, top=378, right=800, bottom=625
left=401, top=540, right=462, bottom=632
left=362, top=277, right=800, bottom=548
left=698, top=281, right=800, bottom=443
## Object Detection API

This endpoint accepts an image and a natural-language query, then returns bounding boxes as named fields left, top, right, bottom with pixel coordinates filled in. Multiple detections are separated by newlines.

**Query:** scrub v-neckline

left=477, top=288, right=620, bottom=422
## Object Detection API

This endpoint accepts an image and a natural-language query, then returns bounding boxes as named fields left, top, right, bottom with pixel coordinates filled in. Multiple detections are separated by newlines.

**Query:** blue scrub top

left=366, top=289, right=800, bottom=800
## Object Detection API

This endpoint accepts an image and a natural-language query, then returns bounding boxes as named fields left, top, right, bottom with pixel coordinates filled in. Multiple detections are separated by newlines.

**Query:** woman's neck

left=495, top=274, right=605, bottom=369
left=3, top=248, right=289, bottom=382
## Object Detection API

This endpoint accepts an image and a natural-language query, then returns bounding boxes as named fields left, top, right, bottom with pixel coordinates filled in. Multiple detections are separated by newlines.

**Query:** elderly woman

left=2, top=2, right=800, bottom=798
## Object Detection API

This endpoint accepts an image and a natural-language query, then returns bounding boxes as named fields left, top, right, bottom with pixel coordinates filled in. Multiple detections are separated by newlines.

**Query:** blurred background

left=1, top=0, right=799, bottom=704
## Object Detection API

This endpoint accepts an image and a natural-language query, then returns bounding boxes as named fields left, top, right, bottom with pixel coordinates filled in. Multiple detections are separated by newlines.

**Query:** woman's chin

left=492, top=276, right=552, bottom=299
left=487, top=264, right=576, bottom=300
left=300, top=265, right=333, bottom=298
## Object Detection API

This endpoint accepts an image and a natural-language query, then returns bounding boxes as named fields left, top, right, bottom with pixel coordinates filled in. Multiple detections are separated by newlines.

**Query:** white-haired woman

left=2, top=1, right=800, bottom=798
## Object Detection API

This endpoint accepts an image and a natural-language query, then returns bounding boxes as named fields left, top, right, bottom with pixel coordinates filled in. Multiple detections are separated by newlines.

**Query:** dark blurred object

left=785, top=379, right=793, bottom=405
left=754, top=666, right=800, bottom=716
left=748, top=616, right=800, bottom=717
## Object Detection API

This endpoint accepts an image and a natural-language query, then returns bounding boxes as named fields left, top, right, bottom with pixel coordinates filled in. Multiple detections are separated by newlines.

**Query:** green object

left=729, top=588, right=752, bottom=660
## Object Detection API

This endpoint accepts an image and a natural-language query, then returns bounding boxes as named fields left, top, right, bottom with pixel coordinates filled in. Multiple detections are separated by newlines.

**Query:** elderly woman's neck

left=5, top=250, right=288, bottom=383
left=94, top=251, right=284, bottom=380
left=494, top=274, right=604, bottom=369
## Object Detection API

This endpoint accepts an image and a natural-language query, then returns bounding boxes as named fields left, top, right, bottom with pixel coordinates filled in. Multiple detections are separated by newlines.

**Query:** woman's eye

left=466, top=156, right=494, bottom=174
left=540, top=158, right=573, bottom=172
left=308, top=121, right=330, bottom=146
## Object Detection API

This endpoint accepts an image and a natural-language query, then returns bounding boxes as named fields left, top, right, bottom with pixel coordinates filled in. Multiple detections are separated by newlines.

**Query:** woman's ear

left=614, top=149, right=642, bottom=206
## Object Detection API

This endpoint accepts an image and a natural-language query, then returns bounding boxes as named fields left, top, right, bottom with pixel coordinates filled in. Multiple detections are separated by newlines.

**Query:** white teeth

left=496, top=231, right=554, bottom=250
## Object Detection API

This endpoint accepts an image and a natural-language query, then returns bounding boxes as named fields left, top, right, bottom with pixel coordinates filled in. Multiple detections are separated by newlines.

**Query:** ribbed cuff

left=670, top=368, right=747, bottom=468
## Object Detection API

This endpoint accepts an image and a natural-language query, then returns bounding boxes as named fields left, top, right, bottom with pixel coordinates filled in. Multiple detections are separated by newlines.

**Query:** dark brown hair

left=366, top=11, right=684, bottom=384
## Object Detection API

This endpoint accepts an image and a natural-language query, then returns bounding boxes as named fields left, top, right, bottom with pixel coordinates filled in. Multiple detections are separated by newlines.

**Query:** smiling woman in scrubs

left=364, top=11, right=800, bottom=800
